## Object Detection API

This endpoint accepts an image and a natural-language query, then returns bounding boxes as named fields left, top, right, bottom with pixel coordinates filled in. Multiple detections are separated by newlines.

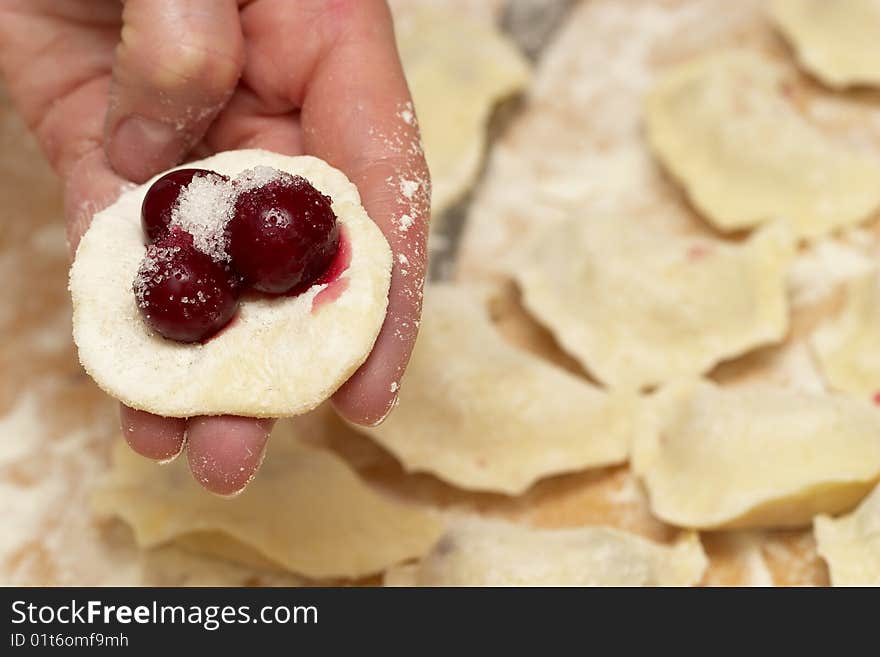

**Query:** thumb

left=104, top=0, right=244, bottom=182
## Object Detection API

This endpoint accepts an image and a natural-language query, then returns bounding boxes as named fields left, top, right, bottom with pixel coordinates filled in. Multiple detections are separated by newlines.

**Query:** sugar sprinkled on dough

left=170, top=173, right=236, bottom=262
left=132, top=243, right=183, bottom=309
left=169, top=166, right=292, bottom=263
left=234, top=165, right=287, bottom=194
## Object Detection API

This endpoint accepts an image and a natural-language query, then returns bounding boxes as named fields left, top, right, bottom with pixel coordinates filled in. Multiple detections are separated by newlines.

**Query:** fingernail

left=109, top=116, right=183, bottom=183
left=368, top=393, right=400, bottom=428
left=157, top=429, right=188, bottom=465
left=212, top=444, right=268, bottom=499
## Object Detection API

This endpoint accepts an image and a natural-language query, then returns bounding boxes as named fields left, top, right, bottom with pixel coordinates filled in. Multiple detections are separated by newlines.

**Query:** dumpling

left=357, top=284, right=634, bottom=494
left=510, top=219, right=791, bottom=389
left=92, top=421, right=442, bottom=580
left=633, top=379, right=880, bottom=529
left=644, top=50, right=880, bottom=238
left=771, top=0, right=880, bottom=88
left=395, top=6, right=530, bottom=220
left=385, top=516, right=707, bottom=587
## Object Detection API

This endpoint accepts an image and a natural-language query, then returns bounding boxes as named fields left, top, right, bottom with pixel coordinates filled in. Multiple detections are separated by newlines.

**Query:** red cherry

left=141, top=168, right=226, bottom=243
left=227, top=173, right=339, bottom=294
left=134, top=229, right=240, bottom=343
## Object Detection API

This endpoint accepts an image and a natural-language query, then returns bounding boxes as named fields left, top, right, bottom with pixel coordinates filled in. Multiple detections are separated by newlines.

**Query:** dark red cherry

left=134, top=229, right=240, bottom=343
left=141, top=168, right=226, bottom=243
left=227, top=173, right=339, bottom=294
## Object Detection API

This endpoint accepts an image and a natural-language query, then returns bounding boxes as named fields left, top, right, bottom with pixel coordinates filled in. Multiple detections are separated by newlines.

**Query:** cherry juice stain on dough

left=200, top=205, right=351, bottom=340
left=311, top=228, right=352, bottom=313
left=686, top=244, right=712, bottom=262
left=240, top=228, right=352, bottom=312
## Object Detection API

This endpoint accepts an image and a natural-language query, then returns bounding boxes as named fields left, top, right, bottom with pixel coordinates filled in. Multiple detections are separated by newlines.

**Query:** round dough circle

left=69, top=150, right=392, bottom=418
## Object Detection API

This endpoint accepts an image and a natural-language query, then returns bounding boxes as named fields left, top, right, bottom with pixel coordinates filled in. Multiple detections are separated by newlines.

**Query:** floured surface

left=814, top=483, right=880, bottom=586
left=510, top=220, right=791, bottom=389
left=356, top=284, right=633, bottom=494
left=92, top=420, right=443, bottom=580
left=385, top=516, right=707, bottom=586
left=394, top=5, right=530, bottom=219
left=70, top=150, right=392, bottom=418
left=645, top=50, right=880, bottom=238
left=633, top=380, right=880, bottom=529
left=771, top=0, right=880, bottom=88
left=812, top=271, right=880, bottom=400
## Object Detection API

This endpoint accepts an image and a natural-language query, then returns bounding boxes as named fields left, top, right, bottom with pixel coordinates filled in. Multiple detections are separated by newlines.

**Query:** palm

left=0, top=0, right=429, bottom=494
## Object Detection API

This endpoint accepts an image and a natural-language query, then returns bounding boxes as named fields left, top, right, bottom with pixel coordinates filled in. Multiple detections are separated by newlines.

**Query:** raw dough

left=395, top=6, right=530, bottom=219
left=633, top=379, right=880, bottom=529
left=510, top=219, right=791, bottom=389
left=69, top=150, right=392, bottom=418
left=811, top=270, right=880, bottom=399
left=92, top=420, right=443, bottom=580
left=814, top=483, right=880, bottom=586
left=771, top=0, right=880, bottom=88
left=644, top=50, right=880, bottom=238
left=384, top=516, right=707, bottom=586
left=357, top=284, right=634, bottom=494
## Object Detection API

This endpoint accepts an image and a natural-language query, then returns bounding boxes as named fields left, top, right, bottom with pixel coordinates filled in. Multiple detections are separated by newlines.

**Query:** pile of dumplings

left=93, top=0, right=880, bottom=586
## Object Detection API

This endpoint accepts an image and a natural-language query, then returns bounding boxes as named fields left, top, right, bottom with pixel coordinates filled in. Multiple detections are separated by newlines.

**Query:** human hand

left=0, top=0, right=430, bottom=494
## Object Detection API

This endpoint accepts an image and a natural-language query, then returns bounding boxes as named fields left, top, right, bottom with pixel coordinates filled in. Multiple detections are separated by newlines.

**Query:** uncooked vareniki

left=357, top=284, right=634, bottom=494
left=645, top=50, right=880, bottom=238
left=511, top=219, right=791, bottom=389
left=92, top=421, right=442, bottom=580
left=771, top=0, right=880, bottom=88
left=633, top=379, right=880, bottom=529
left=384, top=516, right=707, bottom=587
left=395, top=6, right=530, bottom=219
